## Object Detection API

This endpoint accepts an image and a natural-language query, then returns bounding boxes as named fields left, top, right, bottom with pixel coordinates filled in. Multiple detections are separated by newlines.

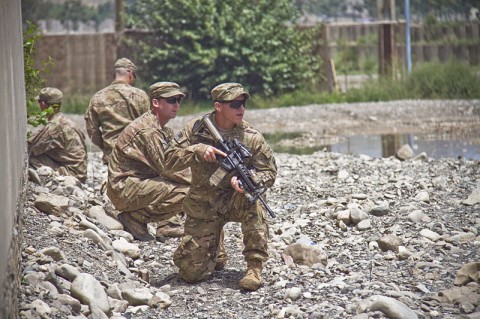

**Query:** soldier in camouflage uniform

left=107, top=82, right=190, bottom=241
left=84, top=58, right=150, bottom=164
left=165, top=83, right=277, bottom=291
left=28, top=87, right=88, bottom=183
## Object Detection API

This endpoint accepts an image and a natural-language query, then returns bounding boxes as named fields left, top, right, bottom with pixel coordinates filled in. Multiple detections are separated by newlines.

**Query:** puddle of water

left=265, top=132, right=480, bottom=160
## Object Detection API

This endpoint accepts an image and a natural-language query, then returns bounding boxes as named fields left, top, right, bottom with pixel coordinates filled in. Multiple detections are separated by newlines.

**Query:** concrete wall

left=0, top=0, right=28, bottom=317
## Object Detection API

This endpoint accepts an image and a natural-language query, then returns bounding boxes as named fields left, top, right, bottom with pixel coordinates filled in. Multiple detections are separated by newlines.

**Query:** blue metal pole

left=405, top=0, right=412, bottom=73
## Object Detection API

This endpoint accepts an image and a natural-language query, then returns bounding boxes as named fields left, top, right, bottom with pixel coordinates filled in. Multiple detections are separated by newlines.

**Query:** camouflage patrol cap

left=36, top=87, right=63, bottom=105
left=211, top=83, right=250, bottom=101
left=149, top=82, right=186, bottom=99
left=114, top=57, right=136, bottom=71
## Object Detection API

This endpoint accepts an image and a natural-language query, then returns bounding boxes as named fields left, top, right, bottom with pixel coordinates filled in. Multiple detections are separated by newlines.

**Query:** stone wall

left=0, top=0, right=28, bottom=318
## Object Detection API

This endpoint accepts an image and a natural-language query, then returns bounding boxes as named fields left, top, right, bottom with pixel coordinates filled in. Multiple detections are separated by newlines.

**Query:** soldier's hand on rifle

left=204, top=146, right=227, bottom=163
left=231, top=176, right=244, bottom=193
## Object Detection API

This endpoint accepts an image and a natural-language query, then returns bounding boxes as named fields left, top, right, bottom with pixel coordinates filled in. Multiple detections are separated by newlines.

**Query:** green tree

left=127, top=0, right=322, bottom=99
left=24, top=22, right=54, bottom=130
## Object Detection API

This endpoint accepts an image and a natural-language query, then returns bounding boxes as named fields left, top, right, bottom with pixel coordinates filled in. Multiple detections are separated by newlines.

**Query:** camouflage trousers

left=29, top=154, right=86, bottom=183
left=107, top=176, right=189, bottom=223
left=174, top=200, right=269, bottom=283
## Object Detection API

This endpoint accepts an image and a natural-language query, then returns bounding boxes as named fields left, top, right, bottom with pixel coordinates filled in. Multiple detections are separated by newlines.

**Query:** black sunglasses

left=165, top=97, right=182, bottom=104
left=224, top=99, right=247, bottom=109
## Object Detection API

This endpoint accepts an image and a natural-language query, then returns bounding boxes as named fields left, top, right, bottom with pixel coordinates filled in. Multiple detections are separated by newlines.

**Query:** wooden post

left=115, top=0, right=124, bottom=33
left=114, top=0, right=123, bottom=65
left=377, top=0, right=397, bottom=77
left=320, top=24, right=339, bottom=93
left=378, top=23, right=396, bottom=77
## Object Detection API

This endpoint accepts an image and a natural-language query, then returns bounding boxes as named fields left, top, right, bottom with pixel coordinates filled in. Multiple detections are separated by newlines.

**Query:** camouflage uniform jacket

left=165, top=112, right=277, bottom=218
left=108, top=111, right=190, bottom=193
left=85, top=80, right=150, bottom=162
left=28, top=112, right=88, bottom=182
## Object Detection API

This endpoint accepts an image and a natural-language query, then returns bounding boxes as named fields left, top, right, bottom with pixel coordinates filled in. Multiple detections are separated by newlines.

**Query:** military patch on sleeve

left=174, top=131, right=187, bottom=144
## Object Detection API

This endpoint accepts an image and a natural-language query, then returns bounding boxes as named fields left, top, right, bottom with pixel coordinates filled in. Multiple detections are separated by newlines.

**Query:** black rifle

left=201, top=115, right=276, bottom=218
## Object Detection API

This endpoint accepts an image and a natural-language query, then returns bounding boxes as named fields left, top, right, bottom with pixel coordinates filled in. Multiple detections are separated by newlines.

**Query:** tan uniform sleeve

left=164, top=120, right=210, bottom=173
left=84, top=100, right=104, bottom=150
left=28, top=123, right=65, bottom=156
left=247, top=132, right=277, bottom=188
left=133, top=90, right=150, bottom=118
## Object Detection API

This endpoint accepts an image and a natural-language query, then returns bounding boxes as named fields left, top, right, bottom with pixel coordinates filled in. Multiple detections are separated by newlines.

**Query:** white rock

left=87, top=206, right=123, bottom=231
left=397, top=246, right=412, bottom=260
left=284, top=287, right=302, bottom=301
left=31, top=299, right=52, bottom=317
left=396, top=144, right=414, bottom=160
left=419, top=229, right=441, bottom=242
left=337, top=209, right=351, bottom=225
left=356, top=295, right=418, bottom=319
left=34, top=193, right=70, bottom=215
left=55, top=264, right=81, bottom=281
left=122, top=287, right=153, bottom=306
left=338, top=170, right=349, bottom=179
left=407, top=210, right=427, bottom=223
left=112, top=237, right=141, bottom=259
left=356, top=219, right=371, bottom=230
left=414, top=191, right=430, bottom=202
left=148, top=291, right=172, bottom=309
left=350, top=208, right=369, bottom=225
left=71, top=273, right=111, bottom=316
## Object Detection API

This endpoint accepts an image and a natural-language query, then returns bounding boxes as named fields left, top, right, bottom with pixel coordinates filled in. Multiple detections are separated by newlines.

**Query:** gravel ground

left=19, top=100, right=480, bottom=319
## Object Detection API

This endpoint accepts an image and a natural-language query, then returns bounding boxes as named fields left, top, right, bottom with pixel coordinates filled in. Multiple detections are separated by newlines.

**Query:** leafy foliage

left=126, top=0, right=322, bottom=99
left=24, top=22, right=54, bottom=129
left=405, top=60, right=480, bottom=99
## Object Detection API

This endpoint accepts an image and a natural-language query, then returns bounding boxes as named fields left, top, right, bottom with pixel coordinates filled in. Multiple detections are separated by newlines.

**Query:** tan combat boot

left=155, top=223, right=184, bottom=240
left=239, top=259, right=263, bottom=291
left=155, top=216, right=184, bottom=241
left=117, top=212, right=154, bottom=241
left=214, top=232, right=228, bottom=271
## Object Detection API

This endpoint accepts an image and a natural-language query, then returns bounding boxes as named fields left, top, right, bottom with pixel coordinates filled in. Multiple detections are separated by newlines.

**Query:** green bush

left=251, top=90, right=345, bottom=109
left=242, top=61, right=480, bottom=108
left=177, top=100, right=212, bottom=116
left=61, top=95, right=91, bottom=114
left=345, top=77, right=408, bottom=102
left=24, top=22, right=54, bottom=129
left=406, top=61, right=480, bottom=99
left=127, top=0, right=322, bottom=99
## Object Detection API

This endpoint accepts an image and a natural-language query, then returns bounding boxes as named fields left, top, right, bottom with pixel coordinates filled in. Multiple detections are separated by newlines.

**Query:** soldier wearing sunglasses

left=107, top=82, right=191, bottom=241
left=165, top=83, right=277, bottom=291
left=85, top=58, right=150, bottom=164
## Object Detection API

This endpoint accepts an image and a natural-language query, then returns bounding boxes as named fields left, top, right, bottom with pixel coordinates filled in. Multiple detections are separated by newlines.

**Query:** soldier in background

left=107, top=82, right=190, bottom=241
left=84, top=57, right=150, bottom=164
left=165, top=83, right=277, bottom=291
left=28, top=87, right=88, bottom=183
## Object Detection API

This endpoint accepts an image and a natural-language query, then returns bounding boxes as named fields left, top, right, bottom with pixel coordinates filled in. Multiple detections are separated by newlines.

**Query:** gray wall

left=0, top=0, right=27, bottom=317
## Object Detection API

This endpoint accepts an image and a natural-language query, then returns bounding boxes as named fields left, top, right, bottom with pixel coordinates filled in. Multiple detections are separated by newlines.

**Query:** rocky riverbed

left=19, top=100, right=480, bottom=319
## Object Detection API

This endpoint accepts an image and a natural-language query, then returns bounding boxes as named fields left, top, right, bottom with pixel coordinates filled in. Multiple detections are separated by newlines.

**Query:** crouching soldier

left=28, top=87, right=87, bottom=183
left=165, top=83, right=277, bottom=290
left=107, top=82, right=190, bottom=241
